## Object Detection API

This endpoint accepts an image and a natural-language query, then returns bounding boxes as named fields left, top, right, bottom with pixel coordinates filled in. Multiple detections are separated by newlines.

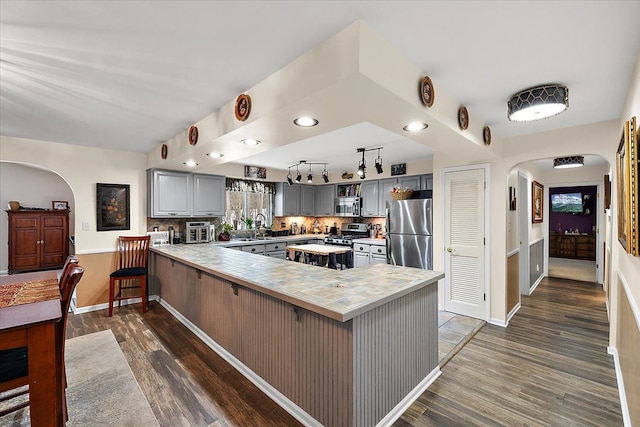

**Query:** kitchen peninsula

left=149, top=243, right=443, bottom=427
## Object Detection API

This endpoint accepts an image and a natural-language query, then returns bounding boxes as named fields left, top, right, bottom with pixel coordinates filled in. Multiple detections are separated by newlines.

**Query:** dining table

left=0, top=271, right=65, bottom=426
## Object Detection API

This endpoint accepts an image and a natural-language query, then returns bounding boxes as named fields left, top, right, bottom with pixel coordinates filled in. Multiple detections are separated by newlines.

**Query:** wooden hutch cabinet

left=549, top=233, right=596, bottom=260
left=7, top=210, right=69, bottom=274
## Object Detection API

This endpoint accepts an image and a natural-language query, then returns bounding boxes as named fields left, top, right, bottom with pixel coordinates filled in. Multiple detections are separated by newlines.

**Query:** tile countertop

left=151, top=243, right=443, bottom=322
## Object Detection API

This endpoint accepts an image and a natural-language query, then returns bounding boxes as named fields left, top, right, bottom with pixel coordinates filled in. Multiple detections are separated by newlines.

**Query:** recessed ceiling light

left=242, top=139, right=261, bottom=146
left=403, top=122, right=428, bottom=132
left=207, top=152, right=224, bottom=158
left=293, top=117, right=319, bottom=127
left=184, top=160, right=198, bottom=167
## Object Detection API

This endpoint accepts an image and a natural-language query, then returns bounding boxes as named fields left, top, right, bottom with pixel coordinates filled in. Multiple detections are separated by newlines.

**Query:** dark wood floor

left=66, top=302, right=303, bottom=427
left=396, top=277, right=623, bottom=426
left=66, top=275, right=621, bottom=427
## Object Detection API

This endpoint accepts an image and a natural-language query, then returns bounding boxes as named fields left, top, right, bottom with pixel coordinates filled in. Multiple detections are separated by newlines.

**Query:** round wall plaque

left=458, top=106, right=469, bottom=130
left=483, top=125, right=492, bottom=145
left=161, top=143, right=168, bottom=159
left=419, top=76, right=435, bottom=107
left=235, top=94, right=251, bottom=121
left=188, top=125, right=198, bottom=145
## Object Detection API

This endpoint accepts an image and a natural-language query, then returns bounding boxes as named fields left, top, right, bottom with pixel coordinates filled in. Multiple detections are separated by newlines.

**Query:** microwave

left=334, top=197, right=361, bottom=217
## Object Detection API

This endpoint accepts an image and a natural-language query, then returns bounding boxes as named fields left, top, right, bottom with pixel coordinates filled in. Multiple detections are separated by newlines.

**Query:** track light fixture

left=287, top=160, right=329, bottom=184
left=356, top=147, right=384, bottom=179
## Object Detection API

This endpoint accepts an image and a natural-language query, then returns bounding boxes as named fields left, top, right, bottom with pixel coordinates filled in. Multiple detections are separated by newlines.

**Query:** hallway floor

left=396, top=276, right=622, bottom=426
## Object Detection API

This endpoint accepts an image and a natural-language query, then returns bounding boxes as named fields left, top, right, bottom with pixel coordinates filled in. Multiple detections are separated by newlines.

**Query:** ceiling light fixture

left=184, top=160, right=198, bottom=167
left=242, top=139, right=261, bottom=145
left=287, top=160, right=329, bottom=184
left=356, top=147, right=385, bottom=178
left=403, top=122, right=428, bottom=132
left=286, top=167, right=294, bottom=186
left=553, top=155, right=584, bottom=169
left=293, top=117, right=319, bottom=127
left=207, top=152, right=224, bottom=158
left=507, top=84, right=569, bottom=122
left=375, top=148, right=384, bottom=174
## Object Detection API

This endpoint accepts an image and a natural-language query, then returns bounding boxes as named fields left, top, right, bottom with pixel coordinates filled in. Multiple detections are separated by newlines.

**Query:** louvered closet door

left=444, top=168, right=487, bottom=319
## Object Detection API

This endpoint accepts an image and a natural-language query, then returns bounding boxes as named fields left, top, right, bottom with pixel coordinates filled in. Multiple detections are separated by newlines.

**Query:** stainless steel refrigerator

left=386, top=198, right=433, bottom=269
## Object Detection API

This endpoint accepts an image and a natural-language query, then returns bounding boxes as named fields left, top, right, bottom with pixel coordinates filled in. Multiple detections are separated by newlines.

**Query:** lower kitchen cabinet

left=7, top=209, right=69, bottom=274
left=369, top=244, right=387, bottom=265
left=353, top=242, right=387, bottom=267
left=265, top=242, right=287, bottom=259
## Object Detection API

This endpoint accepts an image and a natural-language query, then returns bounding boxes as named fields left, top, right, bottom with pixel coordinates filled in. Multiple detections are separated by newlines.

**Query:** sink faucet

left=255, top=213, right=266, bottom=238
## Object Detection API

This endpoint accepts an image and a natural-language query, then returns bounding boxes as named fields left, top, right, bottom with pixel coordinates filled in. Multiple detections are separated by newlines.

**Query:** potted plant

left=218, top=222, right=233, bottom=241
left=244, top=217, right=254, bottom=230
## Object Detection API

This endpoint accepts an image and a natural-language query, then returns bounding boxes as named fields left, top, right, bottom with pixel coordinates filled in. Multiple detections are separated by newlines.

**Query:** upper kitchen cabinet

left=148, top=169, right=193, bottom=217
left=378, top=178, right=397, bottom=216
left=300, top=185, right=315, bottom=216
left=148, top=169, right=225, bottom=218
left=421, top=174, right=433, bottom=191
left=275, top=183, right=301, bottom=216
left=314, top=184, right=335, bottom=216
left=361, top=180, right=380, bottom=217
left=193, top=174, right=225, bottom=217
left=398, top=175, right=421, bottom=191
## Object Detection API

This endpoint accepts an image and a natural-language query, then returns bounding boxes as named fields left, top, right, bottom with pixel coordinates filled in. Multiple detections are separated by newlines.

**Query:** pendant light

left=375, top=148, right=383, bottom=174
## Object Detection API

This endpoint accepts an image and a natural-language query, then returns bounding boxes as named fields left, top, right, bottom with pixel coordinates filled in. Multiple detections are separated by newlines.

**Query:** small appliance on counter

left=147, top=231, right=170, bottom=247
left=181, top=221, right=211, bottom=243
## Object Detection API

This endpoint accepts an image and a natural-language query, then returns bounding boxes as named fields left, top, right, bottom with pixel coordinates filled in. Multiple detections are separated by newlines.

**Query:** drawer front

left=265, top=250, right=287, bottom=259
left=369, top=245, right=387, bottom=256
left=266, top=242, right=285, bottom=252
left=241, top=244, right=265, bottom=254
left=354, top=244, right=370, bottom=253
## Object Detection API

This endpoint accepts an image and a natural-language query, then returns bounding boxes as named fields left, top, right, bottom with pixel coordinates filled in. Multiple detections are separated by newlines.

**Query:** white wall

left=0, top=136, right=147, bottom=254
left=0, top=162, right=76, bottom=272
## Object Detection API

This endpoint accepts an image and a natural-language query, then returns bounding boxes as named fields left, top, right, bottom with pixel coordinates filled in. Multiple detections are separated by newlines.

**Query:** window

left=224, top=179, right=275, bottom=230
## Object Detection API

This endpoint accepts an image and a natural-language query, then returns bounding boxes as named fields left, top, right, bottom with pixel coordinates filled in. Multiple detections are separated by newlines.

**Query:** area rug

left=0, top=330, right=159, bottom=426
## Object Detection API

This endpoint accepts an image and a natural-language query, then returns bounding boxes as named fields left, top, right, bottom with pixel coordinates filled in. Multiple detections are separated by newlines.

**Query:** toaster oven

left=182, top=221, right=211, bottom=243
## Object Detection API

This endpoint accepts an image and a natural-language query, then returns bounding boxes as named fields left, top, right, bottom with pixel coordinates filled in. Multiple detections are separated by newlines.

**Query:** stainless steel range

left=323, top=223, right=369, bottom=247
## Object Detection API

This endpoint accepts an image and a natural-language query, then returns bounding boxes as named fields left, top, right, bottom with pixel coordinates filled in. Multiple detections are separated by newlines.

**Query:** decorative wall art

left=391, top=163, right=407, bottom=176
left=96, top=183, right=130, bottom=231
left=161, top=143, right=168, bottom=159
left=52, top=200, right=69, bottom=210
left=509, top=186, right=516, bottom=211
left=458, top=106, right=469, bottom=130
left=532, top=180, right=544, bottom=223
left=419, top=76, right=435, bottom=107
left=483, top=126, right=492, bottom=145
left=188, top=125, right=198, bottom=145
left=244, top=165, right=267, bottom=179
left=604, top=174, right=611, bottom=211
left=235, top=94, right=251, bottom=121
left=616, top=117, right=639, bottom=254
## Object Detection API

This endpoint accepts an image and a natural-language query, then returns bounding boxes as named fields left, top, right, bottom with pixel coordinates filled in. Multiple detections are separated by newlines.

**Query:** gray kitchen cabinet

left=398, top=175, right=421, bottom=191
left=193, top=173, right=225, bottom=217
left=420, top=174, right=433, bottom=190
left=314, top=184, right=335, bottom=216
left=378, top=178, right=397, bottom=216
left=300, top=185, right=315, bottom=216
left=265, top=242, right=287, bottom=259
left=148, top=169, right=193, bottom=217
left=241, top=243, right=266, bottom=255
left=353, top=243, right=370, bottom=268
left=369, top=244, right=387, bottom=265
left=360, top=180, right=380, bottom=217
left=275, top=183, right=301, bottom=216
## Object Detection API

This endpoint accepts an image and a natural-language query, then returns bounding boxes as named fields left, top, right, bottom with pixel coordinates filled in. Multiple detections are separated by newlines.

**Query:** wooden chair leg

left=108, top=277, right=115, bottom=317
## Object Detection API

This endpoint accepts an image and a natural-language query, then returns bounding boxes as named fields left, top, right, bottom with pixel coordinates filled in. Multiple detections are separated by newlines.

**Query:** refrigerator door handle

left=385, top=207, right=393, bottom=265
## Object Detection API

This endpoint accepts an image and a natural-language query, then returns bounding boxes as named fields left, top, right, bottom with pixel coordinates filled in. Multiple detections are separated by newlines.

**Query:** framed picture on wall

left=96, top=183, right=130, bottom=232
left=531, top=180, right=543, bottom=223
left=244, top=165, right=266, bottom=179
left=603, top=174, right=611, bottom=211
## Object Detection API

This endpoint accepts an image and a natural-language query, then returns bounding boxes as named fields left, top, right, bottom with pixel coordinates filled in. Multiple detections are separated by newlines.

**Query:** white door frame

left=441, top=164, right=491, bottom=321
left=544, top=180, right=603, bottom=284
left=518, top=172, right=530, bottom=295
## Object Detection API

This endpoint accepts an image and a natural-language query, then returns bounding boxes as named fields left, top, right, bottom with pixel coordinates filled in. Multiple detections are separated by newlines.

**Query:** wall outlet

left=82, top=222, right=89, bottom=231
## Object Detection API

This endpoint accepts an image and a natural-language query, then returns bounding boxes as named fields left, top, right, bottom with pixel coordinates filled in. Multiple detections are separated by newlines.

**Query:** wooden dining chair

left=0, top=262, right=85, bottom=421
left=109, top=236, right=151, bottom=317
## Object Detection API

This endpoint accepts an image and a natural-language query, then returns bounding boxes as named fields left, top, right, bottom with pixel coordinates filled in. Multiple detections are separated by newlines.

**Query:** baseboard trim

left=375, top=366, right=441, bottom=427
left=529, top=274, right=544, bottom=294
left=506, top=302, right=521, bottom=323
left=157, top=297, right=323, bottom=427
left=73, top=296, right=154, bottom=315
left=489, top=317, right=507, bottom=328
left=607, top=347, right=631, bottom=427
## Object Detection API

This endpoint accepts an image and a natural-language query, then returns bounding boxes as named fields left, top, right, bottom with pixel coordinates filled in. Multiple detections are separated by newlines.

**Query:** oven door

left=334, top=197, right=361, bottom=217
